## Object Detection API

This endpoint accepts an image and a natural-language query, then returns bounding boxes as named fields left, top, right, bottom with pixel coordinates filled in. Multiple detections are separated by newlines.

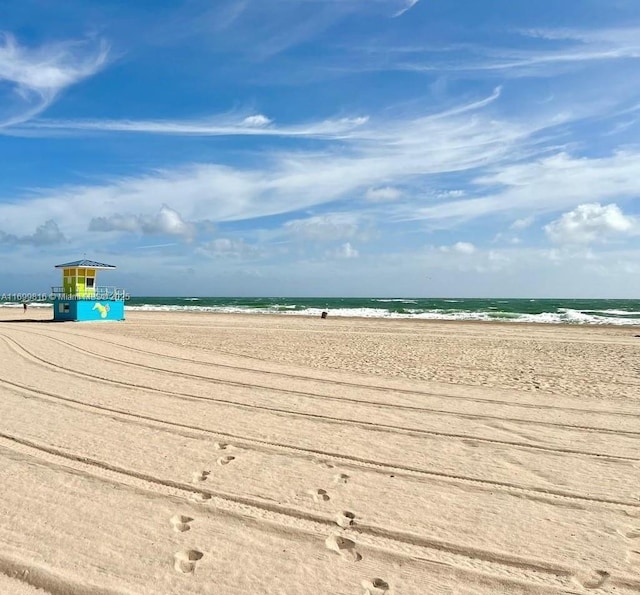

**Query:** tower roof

left=55, top=259, right=116, bottom=269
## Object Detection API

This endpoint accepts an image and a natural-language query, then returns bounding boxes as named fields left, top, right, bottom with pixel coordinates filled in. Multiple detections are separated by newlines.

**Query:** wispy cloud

left=409, top=150, right=640, bottom=224
left=284, top=213, right=361, bottom=241
left=197, top=237, right=262, bottom=259
left=393, top=0, right=420, bottom=18
left=20, top=112, right=369, bottom=138
left=184, top=0, right=406, bottom=60
left=0, top=89, right=556, bottom=243
left=0, top=32, right=108, bottom=128
left=134, top=242, right=179, bottom=250
left=337, top=25, right=640, bottom=79
left=20, top=86, right=496, bottom=140
left=365, top=186, right=402, bottom=202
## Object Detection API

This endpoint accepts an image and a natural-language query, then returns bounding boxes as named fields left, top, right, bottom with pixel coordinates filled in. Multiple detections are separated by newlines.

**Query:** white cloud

left=0, top=219, right=66, bottom=245
left=144, top=205, right=196, bottom=238
left=521, top=26, right=640, bottom=48
left=398, top=26, right=640, bottom=77
left=412, top=151, right=640, bottom=224
left=393, top=0, right=420, bottom=18
left=544, top=203, right=637, bottom=244
left=333, top=242, right=359, bottom=259
left=283, top=213, right=360, bottom=241
left=451, top=242, right=476, bottom=254
left=454, top=241, right=476, bottom=254
left=487, top=250, right=511, bottom=263
left=89, top=213, right=140, bottom=233
left=0, top=32, right=108, bottom=127
left=23, top=113, right=368, bottom=138
left=89, top=205, right=196, bottom=240
left=197, top=238, right=260, bottom=259
left=241, top=114, right=272, bottom=127
left=439, top=241, right=476, bottom=254
left=437, top=190, right=465, bottom=199
left=365, top=186, right=402, bottom=202
left=511, top=216, right=534, bottom=230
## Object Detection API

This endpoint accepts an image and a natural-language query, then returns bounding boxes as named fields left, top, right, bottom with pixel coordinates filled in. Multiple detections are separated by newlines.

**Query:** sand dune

left=0, top=309, right=639, bottom=594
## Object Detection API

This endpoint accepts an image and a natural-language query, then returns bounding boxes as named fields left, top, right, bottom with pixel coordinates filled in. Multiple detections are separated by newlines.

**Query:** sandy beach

left=0, top=308, right=638, bottom=594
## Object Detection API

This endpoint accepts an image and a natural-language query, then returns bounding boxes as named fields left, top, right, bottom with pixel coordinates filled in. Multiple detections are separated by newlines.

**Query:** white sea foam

left=587, top=309, right=640, bottom=316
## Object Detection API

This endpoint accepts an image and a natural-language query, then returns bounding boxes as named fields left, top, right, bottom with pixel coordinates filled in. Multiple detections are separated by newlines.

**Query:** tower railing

left=50, top=286, right=128, bottom=300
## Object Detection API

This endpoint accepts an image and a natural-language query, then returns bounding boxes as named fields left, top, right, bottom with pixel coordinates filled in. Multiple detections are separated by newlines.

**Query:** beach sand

left=0, top=308, right=638, bottom=594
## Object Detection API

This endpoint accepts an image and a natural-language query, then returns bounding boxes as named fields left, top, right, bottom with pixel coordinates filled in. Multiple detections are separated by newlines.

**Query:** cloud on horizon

left=0, top=219, right=67, bottom=245
left=545, top=203, right=637, bottom=244
left=89, top=205, right=199, bottom=241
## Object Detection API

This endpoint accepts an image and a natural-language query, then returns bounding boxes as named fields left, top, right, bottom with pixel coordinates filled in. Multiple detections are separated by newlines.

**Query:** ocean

left=14, top=296, right=637, bottom=325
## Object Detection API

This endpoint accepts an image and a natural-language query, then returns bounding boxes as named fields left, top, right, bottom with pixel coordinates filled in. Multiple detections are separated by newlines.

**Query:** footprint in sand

left=624, top=528, right=640, bottom=568
left=189, top=492, right=212, bottom=503
left=333, top=473, right=349, bottom=485
left=170, top=515, right=194, bottom=533
left=335, top=511, right=356, bottom=528
left=192, top=470, right=210, bottom=483
left=213, top=441, right=229, bottom=450
left=627, top=550, right=640, bottom=568
left=217, top=455, right=235, bottom=466
left=573, top=570, right=610, bottom=590
left=174, top=549, right=204, bottom=574
left=307, top=488, right=330, bottom=503
left=316, top=459, right=335, bottom=469
left=325, top=534, right=362, bottom=562
left=361, top=578, right=390, bottom=595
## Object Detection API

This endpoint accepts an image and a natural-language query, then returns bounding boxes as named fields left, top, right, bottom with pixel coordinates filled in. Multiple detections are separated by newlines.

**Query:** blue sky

left=1, top=0, right=640, bottom=297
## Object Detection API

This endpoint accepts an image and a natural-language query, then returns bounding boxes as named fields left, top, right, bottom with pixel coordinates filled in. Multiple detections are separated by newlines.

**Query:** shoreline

left=1, top=304, right=639, bottom=332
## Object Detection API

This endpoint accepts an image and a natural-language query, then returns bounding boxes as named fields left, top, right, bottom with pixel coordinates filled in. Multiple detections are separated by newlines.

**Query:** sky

left=1, top=0, right=640, bottom=298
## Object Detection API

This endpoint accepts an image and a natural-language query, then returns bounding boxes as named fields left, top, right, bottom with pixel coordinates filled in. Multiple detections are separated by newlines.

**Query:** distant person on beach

left=23, top=302, right=27, bottom=312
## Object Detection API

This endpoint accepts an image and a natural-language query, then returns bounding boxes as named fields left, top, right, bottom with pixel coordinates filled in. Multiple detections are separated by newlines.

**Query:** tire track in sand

left=0, top=371, right=639, bottom=511
left=10, top=326, right=639, bottom=425
left=2, top=334, right=637, bottom=464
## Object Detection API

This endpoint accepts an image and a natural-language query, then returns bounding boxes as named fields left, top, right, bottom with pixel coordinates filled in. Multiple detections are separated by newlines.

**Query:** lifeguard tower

left=51, top=259, right=126, bottom=321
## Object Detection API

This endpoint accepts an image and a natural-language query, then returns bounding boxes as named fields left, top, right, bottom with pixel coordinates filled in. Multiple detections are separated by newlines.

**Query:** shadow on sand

left=0, top=318, right=57, bottom=323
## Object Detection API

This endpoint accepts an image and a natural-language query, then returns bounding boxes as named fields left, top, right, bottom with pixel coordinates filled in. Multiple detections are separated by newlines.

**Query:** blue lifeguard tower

left=51, top=259, right=126, bottom=321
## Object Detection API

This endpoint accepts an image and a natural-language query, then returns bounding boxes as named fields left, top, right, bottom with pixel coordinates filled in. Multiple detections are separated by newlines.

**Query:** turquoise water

left=118, top=296, right=640, bottom=325
left=9, top=296, right=640, bottom=325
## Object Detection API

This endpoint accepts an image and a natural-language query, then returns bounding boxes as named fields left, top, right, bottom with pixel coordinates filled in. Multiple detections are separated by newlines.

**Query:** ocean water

left=7, top=296, right=640, bottom=325
left=63, top=296, right=640, bottom=325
